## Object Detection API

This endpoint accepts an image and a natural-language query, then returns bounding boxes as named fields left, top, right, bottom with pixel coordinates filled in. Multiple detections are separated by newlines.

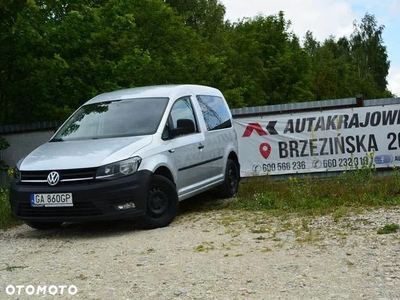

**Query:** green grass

left=377, top=223, right=400, bottom=234
left=178, top=164, right=400, bottom=230
left=1, top=263, right=28, bottom=272
left=232, top=168, right=400, bottom=216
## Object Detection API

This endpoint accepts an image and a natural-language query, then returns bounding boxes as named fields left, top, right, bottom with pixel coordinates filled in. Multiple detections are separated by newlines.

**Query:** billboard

left=234, top=105, right=400, bottom=176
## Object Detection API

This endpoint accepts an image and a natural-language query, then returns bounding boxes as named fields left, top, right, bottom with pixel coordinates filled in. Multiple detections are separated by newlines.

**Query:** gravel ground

left=1, top=203, right=400, bottom=300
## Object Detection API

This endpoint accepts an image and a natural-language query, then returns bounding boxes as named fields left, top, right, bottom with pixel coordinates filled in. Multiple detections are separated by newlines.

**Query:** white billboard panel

left=234, top=105, right=400, bottom=176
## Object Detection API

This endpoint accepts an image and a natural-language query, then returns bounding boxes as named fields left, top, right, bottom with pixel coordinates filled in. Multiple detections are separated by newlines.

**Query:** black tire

left=139, top=175, right=178, bottom=229
left=25, top=221, right=63, bottom=230
left=218, top=159, right=240, bottom=198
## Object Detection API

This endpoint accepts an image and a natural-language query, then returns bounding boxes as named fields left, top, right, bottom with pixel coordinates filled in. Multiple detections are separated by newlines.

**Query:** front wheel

left=25, top=221, right=63, bottom=230
left=218, top=159, right=240, bottom=198
left=139, top=175, right=178, bottom=229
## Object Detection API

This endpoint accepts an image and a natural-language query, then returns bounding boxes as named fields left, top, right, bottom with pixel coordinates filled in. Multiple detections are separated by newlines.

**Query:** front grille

left=21, top=168, right=97, bottom=186
left=17, top=202, right=103, bottom=218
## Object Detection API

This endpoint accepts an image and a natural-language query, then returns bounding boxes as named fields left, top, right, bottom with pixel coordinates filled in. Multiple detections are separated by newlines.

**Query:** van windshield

left=52, top=97, right=169, bottom=141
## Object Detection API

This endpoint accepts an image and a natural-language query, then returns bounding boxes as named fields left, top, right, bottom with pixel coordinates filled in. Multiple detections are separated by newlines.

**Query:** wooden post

left=356, top=94, right=364, bottom=107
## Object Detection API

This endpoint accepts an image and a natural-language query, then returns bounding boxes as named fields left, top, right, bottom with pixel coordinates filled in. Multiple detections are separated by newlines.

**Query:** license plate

left=30, top=193, right=73, bottom=207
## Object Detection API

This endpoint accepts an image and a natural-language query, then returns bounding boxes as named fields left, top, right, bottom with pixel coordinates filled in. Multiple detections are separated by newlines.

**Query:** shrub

left=0, top=186, right=21, bottom=229
left=0, top=167, right=21, bottom=229
left=377, top=223, right=400, bottom=234
left=233, top=158, right=400, bottom=216
left=0, top=136, right=10, bottom=169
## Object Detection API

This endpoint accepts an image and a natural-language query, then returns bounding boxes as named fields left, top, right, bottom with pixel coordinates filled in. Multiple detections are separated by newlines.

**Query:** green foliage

left=2, top=264, right=28, bottom=272
left=0, top=137, right=9, bottom=151
left=179, top=158, right=400, bottom=222
left=0, top=137, right=10, bottom=169
left=0, top=169, right=21, bottom=229
left=350, top=13, right=389, bottom=97
left=0, top=2, right=394, bottom=125
left=307, top=13, right=393, bottom=100
left=0, top=187, right=21, bottom=229
left=377, top=223, right=400, bottom=234
left=234, top=164, right=400, bottom=215
left=221, top=12, right=315, bottom=107
left=165, top=0, right=226, bottom=40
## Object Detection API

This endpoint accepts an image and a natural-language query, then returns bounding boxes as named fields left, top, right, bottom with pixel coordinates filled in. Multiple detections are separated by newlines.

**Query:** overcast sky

left=221, top=0, right=400, bottom=97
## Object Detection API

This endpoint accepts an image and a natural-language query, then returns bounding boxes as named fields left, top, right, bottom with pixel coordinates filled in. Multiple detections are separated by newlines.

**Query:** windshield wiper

left=50, top=137, right=64, bottom=142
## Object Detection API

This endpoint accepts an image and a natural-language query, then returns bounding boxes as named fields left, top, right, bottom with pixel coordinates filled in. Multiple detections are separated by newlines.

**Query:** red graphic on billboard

left=242, top=123, right=273, bottom=160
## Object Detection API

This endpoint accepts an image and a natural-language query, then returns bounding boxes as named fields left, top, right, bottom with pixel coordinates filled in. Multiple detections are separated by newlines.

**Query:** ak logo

left=242, top=122, right=278, bottom=160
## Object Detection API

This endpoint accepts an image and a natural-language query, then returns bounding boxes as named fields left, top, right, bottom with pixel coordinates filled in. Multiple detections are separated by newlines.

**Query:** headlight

left=96, top=157, right=142, bottom=180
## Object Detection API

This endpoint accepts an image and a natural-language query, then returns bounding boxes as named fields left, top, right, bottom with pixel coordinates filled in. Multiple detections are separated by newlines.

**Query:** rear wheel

left=218, top=159, right=240, bottom=198
left=139, top=175, right=178, bottom=229
left=25, top=221, right=63, bottom=230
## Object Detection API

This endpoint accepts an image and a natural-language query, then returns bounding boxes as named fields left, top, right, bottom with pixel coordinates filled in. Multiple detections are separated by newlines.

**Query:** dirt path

left=1, top=206, right=400, bottom=299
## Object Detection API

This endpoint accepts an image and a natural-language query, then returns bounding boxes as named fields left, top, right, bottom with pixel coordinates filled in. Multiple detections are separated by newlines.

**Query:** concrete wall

left=1, top=130, right=54, bottom=168
left=0, top=121, right=60, bottom=186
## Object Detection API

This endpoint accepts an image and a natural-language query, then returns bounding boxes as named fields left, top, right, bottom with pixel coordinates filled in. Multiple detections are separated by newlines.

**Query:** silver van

left=10, top=85, right=240, bottom=229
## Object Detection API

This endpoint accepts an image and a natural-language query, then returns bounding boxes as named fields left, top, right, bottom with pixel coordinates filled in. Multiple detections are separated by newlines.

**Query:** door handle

left=168, top=149, right=175, bottom=153
left=198, top=143, right=204, bottom=149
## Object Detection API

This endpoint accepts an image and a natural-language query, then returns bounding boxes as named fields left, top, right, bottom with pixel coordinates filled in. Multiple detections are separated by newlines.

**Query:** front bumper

left=9, top=170, right=152, bottom=223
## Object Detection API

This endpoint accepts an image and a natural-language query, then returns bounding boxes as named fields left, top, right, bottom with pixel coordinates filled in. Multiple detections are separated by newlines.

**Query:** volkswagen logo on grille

left=47, top=171, right=60, bottom=186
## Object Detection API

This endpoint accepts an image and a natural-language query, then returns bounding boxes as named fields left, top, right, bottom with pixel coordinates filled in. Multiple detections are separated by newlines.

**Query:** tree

left=0, top=0, right=211, bottom=124
left=0, top=4, right=395, bottom=125
left=305, top=14, right=392, bottom=100
left=350, top=13, right=392, bottom=98
left=222, top=12, right=314, bottom=107
left=303, top=31, right=320, bottom=57
left=0, top=0, right=46, bottom=124
left=308, top=36, right=355, bottom=100
left=165, top=0, right=225, bottom=40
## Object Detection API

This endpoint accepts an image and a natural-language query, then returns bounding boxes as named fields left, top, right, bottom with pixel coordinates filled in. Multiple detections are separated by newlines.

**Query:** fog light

left=116, top=202, right=136, bottom=210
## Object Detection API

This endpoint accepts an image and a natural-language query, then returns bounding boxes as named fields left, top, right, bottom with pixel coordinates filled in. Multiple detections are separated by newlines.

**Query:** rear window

left=196, top=95, right=232, bottom=131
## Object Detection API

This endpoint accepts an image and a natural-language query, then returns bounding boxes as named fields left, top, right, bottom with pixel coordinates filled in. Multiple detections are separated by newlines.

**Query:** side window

left=162, top=97, right=198, bottom=140
left=197, top=95, right=232, bottom=131
left=170, top=98, right=197, bottom=130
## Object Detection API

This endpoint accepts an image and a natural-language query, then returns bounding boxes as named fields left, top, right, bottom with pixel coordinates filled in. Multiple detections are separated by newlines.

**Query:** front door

left=166, top=97, right=206, bottom=197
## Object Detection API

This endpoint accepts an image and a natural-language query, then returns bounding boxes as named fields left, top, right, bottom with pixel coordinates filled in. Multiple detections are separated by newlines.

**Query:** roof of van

left=86, top=84, right=222, bottom=104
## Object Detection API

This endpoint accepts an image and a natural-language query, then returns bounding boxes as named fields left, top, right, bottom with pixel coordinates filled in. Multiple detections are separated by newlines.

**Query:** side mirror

left=170, top=119, right=195, bottom=138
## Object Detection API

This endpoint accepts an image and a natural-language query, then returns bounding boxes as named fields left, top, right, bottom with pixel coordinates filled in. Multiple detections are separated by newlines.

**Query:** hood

left=19, top=136, right=152, bottom=171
